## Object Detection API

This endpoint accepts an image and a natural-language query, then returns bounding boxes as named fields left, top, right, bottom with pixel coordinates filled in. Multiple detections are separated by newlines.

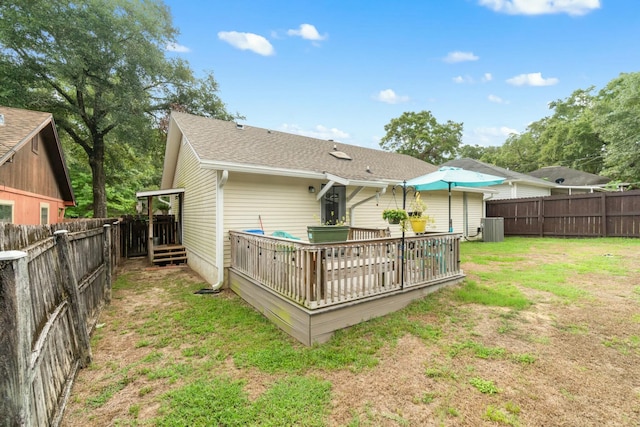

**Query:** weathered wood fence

left=486, top=190, right=640, bottom=237
left=0, top=219, right=120, bottom=427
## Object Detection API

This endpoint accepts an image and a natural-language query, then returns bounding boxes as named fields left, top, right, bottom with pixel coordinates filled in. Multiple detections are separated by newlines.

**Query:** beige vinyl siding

left=223, top=173, right=321, bottom=266
left=491, top=183, right=517, bottom=200
left=513, top=184, right=551, bottom=199
left=492, top=182, right=551, bottom=199
left=173, top=137, right=218, bottom=281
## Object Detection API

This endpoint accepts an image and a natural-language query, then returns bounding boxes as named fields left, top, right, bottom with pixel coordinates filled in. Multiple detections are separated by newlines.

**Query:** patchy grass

left=63, top=238, right=640, bottom=427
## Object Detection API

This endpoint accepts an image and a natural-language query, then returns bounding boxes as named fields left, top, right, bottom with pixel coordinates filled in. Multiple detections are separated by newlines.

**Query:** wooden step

left=153, top=245, right=187, bottom=265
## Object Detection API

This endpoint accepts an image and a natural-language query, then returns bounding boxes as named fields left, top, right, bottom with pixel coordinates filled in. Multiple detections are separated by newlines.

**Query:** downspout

left=348, top=188, right=386, bottom=225
left=211, top=170, right=229, bottom=290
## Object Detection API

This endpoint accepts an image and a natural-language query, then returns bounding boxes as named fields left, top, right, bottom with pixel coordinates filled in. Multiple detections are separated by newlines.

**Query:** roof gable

left=0, top=105, right=75, bottom=204
left=163, top=112, right=438, bottom=186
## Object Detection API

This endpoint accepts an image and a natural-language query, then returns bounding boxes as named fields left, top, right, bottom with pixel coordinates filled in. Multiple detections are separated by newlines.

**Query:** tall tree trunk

left=89, top=135, right=107, bottom=218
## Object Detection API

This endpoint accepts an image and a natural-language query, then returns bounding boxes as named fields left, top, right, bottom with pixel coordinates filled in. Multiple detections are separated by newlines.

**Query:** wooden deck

left=228, top=230, right=465, bottom=345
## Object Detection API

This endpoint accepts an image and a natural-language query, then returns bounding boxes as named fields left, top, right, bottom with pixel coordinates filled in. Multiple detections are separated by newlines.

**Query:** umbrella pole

left=448, top=183, right=453, bottom=233
left=401, top=181, right=406, bottom=290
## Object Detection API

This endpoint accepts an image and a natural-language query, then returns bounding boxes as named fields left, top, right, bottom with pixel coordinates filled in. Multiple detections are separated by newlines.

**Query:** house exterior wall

left=172, top=136, right=218, bottom=284
left=0, top=133, right=68, bottom=224
left=491, top=183, right=551, bottom=200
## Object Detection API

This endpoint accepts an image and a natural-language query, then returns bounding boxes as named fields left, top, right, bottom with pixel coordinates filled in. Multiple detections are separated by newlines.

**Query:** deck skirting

left=228, top=268, right=464, bottom=345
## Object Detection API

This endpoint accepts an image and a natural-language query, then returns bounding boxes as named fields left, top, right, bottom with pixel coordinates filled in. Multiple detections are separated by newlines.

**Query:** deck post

left=147, top=195, right=154, bottom=263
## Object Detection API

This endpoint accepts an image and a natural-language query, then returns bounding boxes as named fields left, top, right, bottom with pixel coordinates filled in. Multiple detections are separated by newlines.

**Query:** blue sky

left=163, top=0, right=639, bottom=150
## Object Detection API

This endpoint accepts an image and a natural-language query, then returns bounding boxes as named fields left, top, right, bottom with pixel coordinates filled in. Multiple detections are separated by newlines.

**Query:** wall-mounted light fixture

left=308, top=186, right=316, bottom=193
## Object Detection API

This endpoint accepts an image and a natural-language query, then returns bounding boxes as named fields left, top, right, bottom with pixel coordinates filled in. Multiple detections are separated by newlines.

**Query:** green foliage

left=469, top=377, right=500, bottom=394
left=594, top=72, right=640, bottom=186
left=156, top=376, right=331, bottom=426
left=453, top=280, right=531, bottom=309
left=0, top=0, right=238, bottom=217
left=379, top=110, right=462, bottom=164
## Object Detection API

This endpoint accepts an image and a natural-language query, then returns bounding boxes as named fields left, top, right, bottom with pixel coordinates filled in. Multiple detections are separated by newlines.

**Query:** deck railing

left=229, top=230, right=462, bottom=309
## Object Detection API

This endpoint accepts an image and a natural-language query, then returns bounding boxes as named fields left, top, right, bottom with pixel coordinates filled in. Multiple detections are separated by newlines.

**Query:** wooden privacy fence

left=486, top=190, right=640, bottom=237
left=0, top=219, right=120, bottom=427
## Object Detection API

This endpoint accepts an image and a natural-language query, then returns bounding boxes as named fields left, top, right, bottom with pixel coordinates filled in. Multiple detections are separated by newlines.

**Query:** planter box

left=307, top=226, right=350, bottom=243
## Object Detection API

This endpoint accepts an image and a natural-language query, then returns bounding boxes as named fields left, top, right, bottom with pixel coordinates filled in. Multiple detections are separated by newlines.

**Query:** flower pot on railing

left=307, top=226, right=350, bottom=243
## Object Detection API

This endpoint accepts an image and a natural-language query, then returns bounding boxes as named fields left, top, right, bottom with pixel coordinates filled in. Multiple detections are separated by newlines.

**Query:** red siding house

left=0, top=106, right=75, bottom=224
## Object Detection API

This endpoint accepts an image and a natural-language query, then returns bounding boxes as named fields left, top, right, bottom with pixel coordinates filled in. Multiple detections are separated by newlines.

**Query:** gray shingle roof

left=0, top=106, right=51, bottom=161
left=172, top=112, right=438, bottom=182
left=442, top=158, right=555, bottom=187
left=528, top=166, right=610, bottom=186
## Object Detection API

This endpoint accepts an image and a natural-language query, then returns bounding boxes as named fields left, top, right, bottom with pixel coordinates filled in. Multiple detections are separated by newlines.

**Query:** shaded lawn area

left=62, top=237, right=640, bottom=426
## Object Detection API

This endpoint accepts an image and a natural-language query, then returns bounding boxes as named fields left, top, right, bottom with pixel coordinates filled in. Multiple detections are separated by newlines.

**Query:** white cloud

left=287, top=24, right=327, bottom=41
left=374, top=89, right=410, bottom=104
left=443, top=51, right=479, bottom=63
left=218, top=31, right=274, bottom=56
left=506, top=72, right=559, bottom=86
left=488, top=94, right=509, bottom=104
left=280, top=124, right=350, bottom=141
left=166, top=42, right=190, bottom=53
left=468, top=126, right=520, bottom=146
left=479, top=0, right=600, bottom=16
left=453, top=75, right=474, bottom=84
left=482, top=73, right=493, bottom=82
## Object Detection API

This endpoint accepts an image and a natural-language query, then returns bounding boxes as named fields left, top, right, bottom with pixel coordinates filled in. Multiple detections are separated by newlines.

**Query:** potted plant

left=382, top=208, right=409, bottom=225
left=307, top=213, right=350, bottom=243
left=408, top=193, right=434, bottom=233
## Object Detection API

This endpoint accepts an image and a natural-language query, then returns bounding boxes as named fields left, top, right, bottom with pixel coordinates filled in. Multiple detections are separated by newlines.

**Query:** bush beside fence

left=0, top=219, right=120, bottom=427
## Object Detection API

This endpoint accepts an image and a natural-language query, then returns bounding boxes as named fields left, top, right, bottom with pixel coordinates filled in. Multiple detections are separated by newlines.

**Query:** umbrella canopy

left=402, top=166, right=505, bottom=232
left=405, top=166, right=505, bottom=191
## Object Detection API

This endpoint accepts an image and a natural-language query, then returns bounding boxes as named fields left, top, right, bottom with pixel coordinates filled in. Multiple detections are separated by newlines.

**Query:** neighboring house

left=0, top=106, right=75, bottom=225
left=528, top=166, right=613, bottom=194
left=443, top=158, right=556, bottom=201
left=160, top=112, right=486, bottom=285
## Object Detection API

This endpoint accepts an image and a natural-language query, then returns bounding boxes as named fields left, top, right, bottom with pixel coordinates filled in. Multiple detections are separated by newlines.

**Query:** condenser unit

left=481, top=217, right=504, bottom=242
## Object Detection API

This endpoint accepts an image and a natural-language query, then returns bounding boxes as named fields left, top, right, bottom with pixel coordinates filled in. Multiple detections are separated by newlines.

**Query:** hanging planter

left=382, top=208, right=408, bottom=225
left=409, top=217, right=428, bottom=233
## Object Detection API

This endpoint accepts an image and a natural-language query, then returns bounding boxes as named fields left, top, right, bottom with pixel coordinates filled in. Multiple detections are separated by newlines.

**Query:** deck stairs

left=153, top=244, right=187, bottom=265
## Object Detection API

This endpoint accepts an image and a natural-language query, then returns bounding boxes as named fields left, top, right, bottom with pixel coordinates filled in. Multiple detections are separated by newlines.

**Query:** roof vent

left=236, top=123, right=244, bottom=130
left=366, top=165, right=372, bottom=173
left=0, top=114, right=4, bottom=125
left=329, top=150, right=352, bottom=160
left=555, top=178, right=565, bottom=184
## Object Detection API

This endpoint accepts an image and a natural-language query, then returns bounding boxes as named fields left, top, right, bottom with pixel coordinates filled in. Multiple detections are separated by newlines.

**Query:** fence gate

left=120, top=216, right=148, bottom=257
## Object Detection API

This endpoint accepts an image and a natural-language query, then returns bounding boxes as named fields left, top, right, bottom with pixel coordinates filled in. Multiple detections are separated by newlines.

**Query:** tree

left=457, top=144, right=488, bottom=160
left=593, top=72, right=640, bottom=185
left=379, top=111, right=462, bottom=165
left=0, top=0, right=238, bottom=217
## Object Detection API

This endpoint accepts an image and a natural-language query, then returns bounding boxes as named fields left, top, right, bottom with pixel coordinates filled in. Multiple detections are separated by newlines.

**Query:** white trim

left=0, top=199, right=15, bottom=223
left=136, top=188, right=185, bottom=198
left=39, top=202, right=49, bottom=225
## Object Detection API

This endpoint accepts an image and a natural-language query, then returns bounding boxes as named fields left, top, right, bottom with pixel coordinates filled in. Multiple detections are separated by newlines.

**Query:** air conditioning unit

left=481, top=218, right=504, bottom=242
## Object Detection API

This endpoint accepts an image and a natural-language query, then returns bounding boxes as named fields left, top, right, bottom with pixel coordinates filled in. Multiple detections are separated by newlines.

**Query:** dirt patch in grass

left=62, top=242, right=640, bottom=426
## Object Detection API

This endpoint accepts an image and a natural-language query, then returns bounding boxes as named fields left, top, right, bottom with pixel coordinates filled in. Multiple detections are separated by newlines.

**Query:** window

left=40, top=203, right=49, bottom=225
left=0, top=201, right=13, bottom=223
left=321, top=185, right=346, bottom=225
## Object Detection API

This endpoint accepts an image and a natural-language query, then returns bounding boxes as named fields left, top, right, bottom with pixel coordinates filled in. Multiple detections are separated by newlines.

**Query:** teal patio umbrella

left=403, top=166, right=505, bottom=232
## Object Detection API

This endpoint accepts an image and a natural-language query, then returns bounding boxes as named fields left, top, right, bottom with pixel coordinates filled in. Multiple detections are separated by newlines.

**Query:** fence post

left=601, top=193, right=608, bottom=237
left=103, top=224, right=112, bottom=305
left=54, top=230, right=92, bottom=368
left=0, top=251, right=32, bottom=427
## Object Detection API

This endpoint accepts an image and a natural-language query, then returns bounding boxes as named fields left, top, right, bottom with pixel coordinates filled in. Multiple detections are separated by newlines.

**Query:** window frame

left=0, top=200, right=15, bottom=224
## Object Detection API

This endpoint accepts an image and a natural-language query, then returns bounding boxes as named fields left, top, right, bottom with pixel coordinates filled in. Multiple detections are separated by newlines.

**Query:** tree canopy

left=379, top=110, right=462, bottom=165
left=0, top=0, right=239, bottom=217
